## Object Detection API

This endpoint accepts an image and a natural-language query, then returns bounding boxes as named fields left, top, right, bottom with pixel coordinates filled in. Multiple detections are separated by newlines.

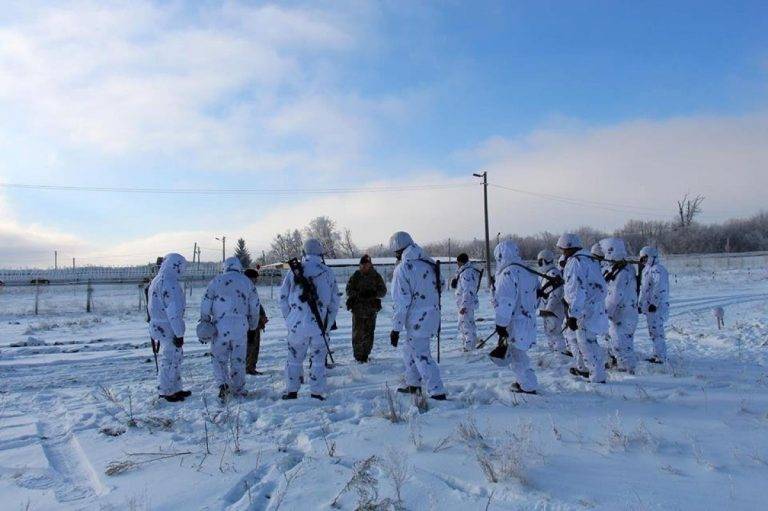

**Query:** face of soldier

left=561, top=247, right=579, bottom=259
left=360, top=262, right=372, bottom=274
left=395, top=249, right=404, bottom=261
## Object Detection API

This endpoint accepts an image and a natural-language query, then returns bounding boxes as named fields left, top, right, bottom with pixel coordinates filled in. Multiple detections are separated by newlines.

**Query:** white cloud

left=0, top=0, right=379, bottom=173
left=90, top=111, right=768, bottom=264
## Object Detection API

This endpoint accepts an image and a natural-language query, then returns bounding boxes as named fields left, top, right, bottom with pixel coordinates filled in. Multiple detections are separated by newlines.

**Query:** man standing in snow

left=452, top=253, right=481, bottom=352
left=279, top=238, right=340, bottom=400
left=345, top=254, right=387, bottom=363
left=388, top=231, right=447, bottom=400
left=638, top=246, right=670, bottom=364
left=244, top=268, right=269, bottom=375
left=200, top=257, right=262, bottom=400
left=536, top=249, right=567, bottom=354
left=491, top=240, right=539, bottom=394
left=147, top=253, right=191, bottom=402
left=600, top=238, right=639, bottom=373
left=557, top=233, right=608, bottom=384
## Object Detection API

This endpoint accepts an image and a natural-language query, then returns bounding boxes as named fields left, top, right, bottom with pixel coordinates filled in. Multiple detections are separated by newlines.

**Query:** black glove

left=450, top=277, right=458, bottom=289
left=390, top=330, right=400, bottom=347
left=648, top=304, right=657, bottom=313
left=566, top=317, right=578, bottom=331
left=173, top=336, right=184, bottom=348
left=536, top=288, right=546, bottom=299
left=495, top=324, right=509, bottom=338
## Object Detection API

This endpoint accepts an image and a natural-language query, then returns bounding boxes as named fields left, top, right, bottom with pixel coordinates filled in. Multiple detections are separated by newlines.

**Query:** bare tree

left=676, top=194, right=705, bottom=228
left=304, top=216, right=341, bottom=258
left=268, top=229, right=303, bottom=262
left=338, top=228, right=359, bottom=258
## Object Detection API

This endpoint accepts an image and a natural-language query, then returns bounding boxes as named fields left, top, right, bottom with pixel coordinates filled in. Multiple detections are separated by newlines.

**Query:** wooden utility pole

left=216, top=236, right=226, bottom=262
left=54, top=250, right=58, bottom=270
left=473, top=171, right=492, bottom=288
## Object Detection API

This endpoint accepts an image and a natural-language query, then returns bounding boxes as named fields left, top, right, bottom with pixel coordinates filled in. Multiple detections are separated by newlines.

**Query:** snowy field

left=1, top=268, right=768, bottom=510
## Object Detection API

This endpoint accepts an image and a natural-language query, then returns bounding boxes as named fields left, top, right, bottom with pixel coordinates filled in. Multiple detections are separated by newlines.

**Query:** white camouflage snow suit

left=563, top=250, right=609, bottom=383
left=391, top=244, right=446, bottom=396
left=279, top=254, right=340, bottom=396
left=148, top=253, right=187, bottom=397
left=639, top=247, right=670, bottom=361
left=600, top=238, right=639, bottom=372
left=455, top=262, right=481, bottom=351
left=200, top=257, right=261, bottom=395
left=492, top=241, right=539, bottom=392
left=537, top=259, right=566, bottom=353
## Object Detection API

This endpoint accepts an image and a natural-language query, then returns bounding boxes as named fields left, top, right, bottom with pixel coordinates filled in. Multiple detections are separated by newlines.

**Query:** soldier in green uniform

left=244, top=268, right=269, bottom=375
left=345, top=255, right=387, bottom=363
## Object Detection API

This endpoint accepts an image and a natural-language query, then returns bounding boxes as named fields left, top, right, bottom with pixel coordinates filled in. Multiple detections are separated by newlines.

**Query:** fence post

left=34, top=281, right=40, bottom=315
left=86, top=280, right=93, bottom=313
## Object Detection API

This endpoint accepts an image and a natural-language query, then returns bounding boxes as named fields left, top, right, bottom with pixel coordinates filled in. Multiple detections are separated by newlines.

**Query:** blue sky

left=0, top=0, right=767, bottom=266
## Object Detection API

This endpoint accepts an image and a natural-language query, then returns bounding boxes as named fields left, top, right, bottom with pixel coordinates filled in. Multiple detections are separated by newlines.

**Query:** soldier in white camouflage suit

left=600, top=238, right=639, bottom=373
left=453, top=253, right=481, bottom=351
left=558, top=233, right=608, bottom=384
left=200, top=257, right=262, bottom=399
left=148, top=253, right=190, bottom=402
left=639, top=246, right=670, bottom=364
left=536, top=249, right=567, bottom=354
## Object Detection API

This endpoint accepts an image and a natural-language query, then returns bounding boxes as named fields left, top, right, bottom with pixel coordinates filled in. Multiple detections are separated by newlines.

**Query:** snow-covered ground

left=1, top=268, right=768, bottom=510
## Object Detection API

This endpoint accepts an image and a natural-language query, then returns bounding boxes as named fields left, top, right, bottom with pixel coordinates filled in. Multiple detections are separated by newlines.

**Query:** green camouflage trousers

left=246, top=329, right=261, bottom=373
left=352, top=313, right=377, bottom=362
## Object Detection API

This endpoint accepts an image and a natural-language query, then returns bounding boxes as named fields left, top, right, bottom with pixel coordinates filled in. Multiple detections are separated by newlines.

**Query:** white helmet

left=590, top=243, right=604, bottom=258
left=639, top=246, right=659, bottom=261
left=556, top=233, right=583, bottom=250
left=600, top=237, right=627, bottom=262
left=222, top=256, right=243, bottom=272
left=537, top=249, right=555, bottom=266
left=303, top=238, right=325, bottom=256
left=388, top=231, right=414, bottom=252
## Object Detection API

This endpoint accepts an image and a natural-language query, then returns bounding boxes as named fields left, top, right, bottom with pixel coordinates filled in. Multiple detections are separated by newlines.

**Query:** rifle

left=150, top=338, right=159, bottom=374
left=475, top=329, right=497, bottom=349
left=417, top=258, right=443, bottom=363
left=287, top=258, right=336, bottom=367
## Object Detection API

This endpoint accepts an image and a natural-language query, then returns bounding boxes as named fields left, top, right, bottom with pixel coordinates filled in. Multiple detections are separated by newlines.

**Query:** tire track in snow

left=35, top=395, right=107, bottom=503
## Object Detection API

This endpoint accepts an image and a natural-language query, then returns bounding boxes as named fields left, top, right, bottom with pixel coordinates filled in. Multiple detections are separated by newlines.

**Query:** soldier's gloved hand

left=173, top=336, right=184, bottom=348
left=450, top=277, right=458, bottom=289
left=648, top=304, right=657, bottom=313
left=566, top=317, right=579, bottom=331
left=390, top=330, right=400, bottom=348
left=495, top=324, right=509, bottom=339
left=536, top=288, right=545, bottom=299
left=459, top=307, right=466, bottom=315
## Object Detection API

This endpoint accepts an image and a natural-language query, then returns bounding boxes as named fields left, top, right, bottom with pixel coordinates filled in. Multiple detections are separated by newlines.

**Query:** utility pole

left=54, top=250, right=58, bottom=270
left=473, top=171, right=492, bottom=288
left=192, top=242, right=198, bottom=266
left=72, top=257, right=76, bottom=271
left=216, top=236, right=226, bottom=262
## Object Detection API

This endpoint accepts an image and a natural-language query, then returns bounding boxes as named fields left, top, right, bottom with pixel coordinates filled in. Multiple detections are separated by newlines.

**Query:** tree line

left=233, top=198, right=768, bottom=267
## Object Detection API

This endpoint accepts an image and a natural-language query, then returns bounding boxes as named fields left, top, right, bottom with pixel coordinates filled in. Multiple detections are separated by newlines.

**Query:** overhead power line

left=0, top=182, right=477, bottom=195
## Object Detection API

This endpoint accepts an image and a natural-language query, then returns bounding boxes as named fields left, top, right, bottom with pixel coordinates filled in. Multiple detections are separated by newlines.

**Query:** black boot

left=396, top=385, right=421, bottom=394
left=175, top=390, right=192, bottom=398
left=510, top=382, right=537, bottom=395
left=310, top=394, right=325, bottom=401
left=645, top=355, right=664, bottom=364
left=430, top=394, right=447, bottom=401
left=161, top=394, right=185, bottom=402
left=569, top=367, right=590, bottom=378
left=218, top=384, right=229, bottom=400
left=281, top=392, right=298, bottom=400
